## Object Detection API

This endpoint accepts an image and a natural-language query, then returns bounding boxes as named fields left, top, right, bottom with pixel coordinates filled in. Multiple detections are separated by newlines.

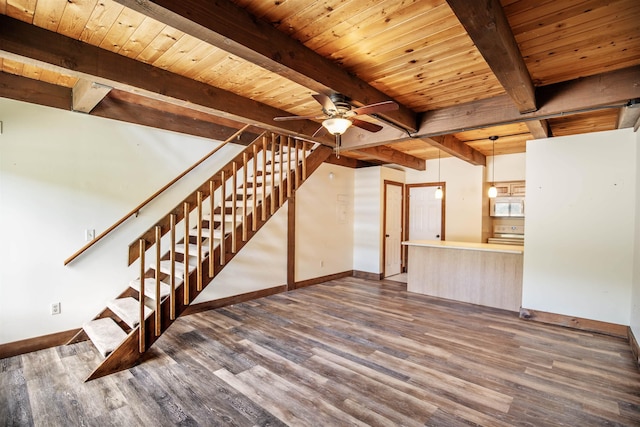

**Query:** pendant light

left=488, top=136, right=498, bottom=198
left=435, top=149, right=444, bottom=199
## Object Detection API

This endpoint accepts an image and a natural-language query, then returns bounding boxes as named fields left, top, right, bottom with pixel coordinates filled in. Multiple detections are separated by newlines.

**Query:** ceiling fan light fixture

left=322, top=117, right=352, bottom=135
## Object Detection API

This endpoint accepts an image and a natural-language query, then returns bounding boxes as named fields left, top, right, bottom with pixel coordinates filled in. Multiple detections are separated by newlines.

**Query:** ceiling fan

left=274, top=93, right=399, bottom=156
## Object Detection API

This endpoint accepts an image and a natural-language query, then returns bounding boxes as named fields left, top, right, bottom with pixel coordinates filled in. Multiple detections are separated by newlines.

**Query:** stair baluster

left=278, top=136, right=284, bottom=206
left=154, top=226, right=161, bottom=336
left=169, top=214, right=177, bottom=320
left=295, top=140, right=300, bottom=189
left=302, top=141, right=308, bottom=180
left=208, top=180, right=215, bottom=278
left=261, top=135, right=267, bottom=221
left=231, top=162, right=238, bottom=254
left=183, top=201, right=190, bottom=305
left=242, top=152, right=248, bottom=242
left=287, top=136, right=292, bottom=198
left=220, top=171, right=226, bottom=266
left=252, top=144, right=258, bottom=232
left=270, top=134, right=276, bottom=215
left=196, top=191, right=204, bottom=292
left=138, top=238, right=146, bottom=353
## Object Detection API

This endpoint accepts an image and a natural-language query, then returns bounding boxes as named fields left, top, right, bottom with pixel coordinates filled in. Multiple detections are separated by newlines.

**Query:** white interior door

left=408, top=186, right=442, bottom=241
left=384, top=184, right=402, bottom=277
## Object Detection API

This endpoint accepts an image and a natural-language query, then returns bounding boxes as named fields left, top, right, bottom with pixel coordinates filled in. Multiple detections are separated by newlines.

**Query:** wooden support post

left=242, top=152, right=248, bottom=242
left=208, top=180, right=215, bottom=278
left=169, top=214, right=176, bottom=320
left=183, top=201, right=190, bottom=305
left=196, top=191, right=203, bottom=291
left=231, top=161, right=238, bottom=253
left=138, top=239, right=146, bottom=353
left=252, top=144, right=258, bottom=231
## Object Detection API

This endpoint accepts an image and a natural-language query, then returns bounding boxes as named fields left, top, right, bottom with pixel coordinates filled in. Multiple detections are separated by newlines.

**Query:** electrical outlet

left=85, top=229, right=95, bottom=241
left=51, top=302, right=61, bottom=315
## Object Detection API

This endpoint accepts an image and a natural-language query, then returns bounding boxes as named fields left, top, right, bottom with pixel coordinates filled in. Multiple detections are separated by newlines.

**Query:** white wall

left=296, top=163, right=355, bottom=280
left=631, top=129, right=640, bottom=338
left=404, top=157, right=485, bottom=242
left=193, top=205, right=288, bottom=302
left=523, top=128, right=637, bottom=325
left=487, top=152, right=526, bottom=182
left=353, top=167, right=382, bottom=273
left=0, top=98, right=245, bottom=343
left=352, top=166, right=406, bottom=274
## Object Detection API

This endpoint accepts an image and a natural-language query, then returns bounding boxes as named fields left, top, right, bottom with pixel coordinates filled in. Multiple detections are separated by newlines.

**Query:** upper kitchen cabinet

left=495, top=181, right=526, bottom=197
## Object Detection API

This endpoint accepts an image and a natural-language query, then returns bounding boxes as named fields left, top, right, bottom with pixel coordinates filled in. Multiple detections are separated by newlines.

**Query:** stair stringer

left=83, top=144, right=333, bottom=381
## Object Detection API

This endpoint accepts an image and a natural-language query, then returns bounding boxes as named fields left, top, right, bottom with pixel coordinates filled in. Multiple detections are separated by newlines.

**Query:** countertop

left=402, top=240, right=524, bottom=254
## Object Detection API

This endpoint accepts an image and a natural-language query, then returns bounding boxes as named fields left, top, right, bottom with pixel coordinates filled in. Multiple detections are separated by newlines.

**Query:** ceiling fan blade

left=312, top=93, right=339, bottom=114
left=312, top=125, right=326, bottom=137
left=352, top=118, right=383, bottom=133
left=274, top=114, right=324, bottom=121
left=351, top=100, right=399, bottom=116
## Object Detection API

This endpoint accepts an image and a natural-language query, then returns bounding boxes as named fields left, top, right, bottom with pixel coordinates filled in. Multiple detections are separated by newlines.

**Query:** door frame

left=382, top=180, right=404, bottom=277
left=404, top=182, right=446, bottom=269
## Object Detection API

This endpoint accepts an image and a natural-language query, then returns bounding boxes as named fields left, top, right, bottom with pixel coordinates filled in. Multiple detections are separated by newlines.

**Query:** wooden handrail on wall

left=63, top=125, right=252, bottom=266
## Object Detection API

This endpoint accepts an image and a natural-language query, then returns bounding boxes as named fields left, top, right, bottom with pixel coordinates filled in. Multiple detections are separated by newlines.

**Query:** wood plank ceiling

left=0, top=0, right=638, bottom=169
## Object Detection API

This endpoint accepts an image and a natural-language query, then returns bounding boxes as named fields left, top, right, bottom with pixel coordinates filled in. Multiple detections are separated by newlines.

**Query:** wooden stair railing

left=63, top=125, right=251, bottom=266
left=71, top=132, right=333, bottom=381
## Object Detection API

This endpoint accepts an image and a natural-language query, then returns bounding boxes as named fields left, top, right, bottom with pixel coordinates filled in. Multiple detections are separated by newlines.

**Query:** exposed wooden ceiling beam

left=446, top=0, right=536, bottom=113
left=353, top=146, right=426, bottom=171
left=0, top=15, right=425, bottom=168
left=93, top=92, right=261, bottom=145
left=113, top=0, right=418, bottom=132
left=0, top=14, right=319, bottom=139
left=424, top=135, right=486, bottom=166
left=0, top=70, right=71, bottom=109
left=420, top=66, right=640, bottom=135
left=0, top=72, right=260, bottom=144
left=342, top=65, right=640, bottom=149
left=72, top=79, right=111, bottom=113
left=340, top=125, right=485, bottom=166
left=525, top=120, right=551, bottom=139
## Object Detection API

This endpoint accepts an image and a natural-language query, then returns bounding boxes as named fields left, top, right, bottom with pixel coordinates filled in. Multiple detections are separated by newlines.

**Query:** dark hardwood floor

left=2, top=277, right=640, bottom=426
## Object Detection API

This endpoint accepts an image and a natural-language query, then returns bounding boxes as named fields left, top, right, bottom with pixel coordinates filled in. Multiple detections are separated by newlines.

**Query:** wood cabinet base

left=407, top=245, right=523, bottom=311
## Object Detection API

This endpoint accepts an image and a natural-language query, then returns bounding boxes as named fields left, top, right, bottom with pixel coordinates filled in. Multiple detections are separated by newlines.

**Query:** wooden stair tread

left=129, top=278, right=171, bottom=300
left=187, top=228, right=227, bottom=239
left=158, top=259, right=197, bottom=278
left=204, top=213, right=243, bottom=220
left=83, top=318, right=127, bottom=358
left=107, top=297, right=151, bottom=329
left=175, top=242, right=215, bottom=255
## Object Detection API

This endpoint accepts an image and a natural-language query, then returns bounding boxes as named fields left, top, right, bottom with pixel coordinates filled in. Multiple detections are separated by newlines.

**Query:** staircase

left=69, top=131, right=332, bottom=381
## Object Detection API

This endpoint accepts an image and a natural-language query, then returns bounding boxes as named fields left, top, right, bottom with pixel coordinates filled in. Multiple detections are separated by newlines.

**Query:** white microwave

left=490, top=197, right=525, bottom=217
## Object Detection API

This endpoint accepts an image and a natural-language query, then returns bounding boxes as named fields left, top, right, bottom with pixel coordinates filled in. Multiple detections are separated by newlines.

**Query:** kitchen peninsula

left=402, top=240, right=524, bottom=312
